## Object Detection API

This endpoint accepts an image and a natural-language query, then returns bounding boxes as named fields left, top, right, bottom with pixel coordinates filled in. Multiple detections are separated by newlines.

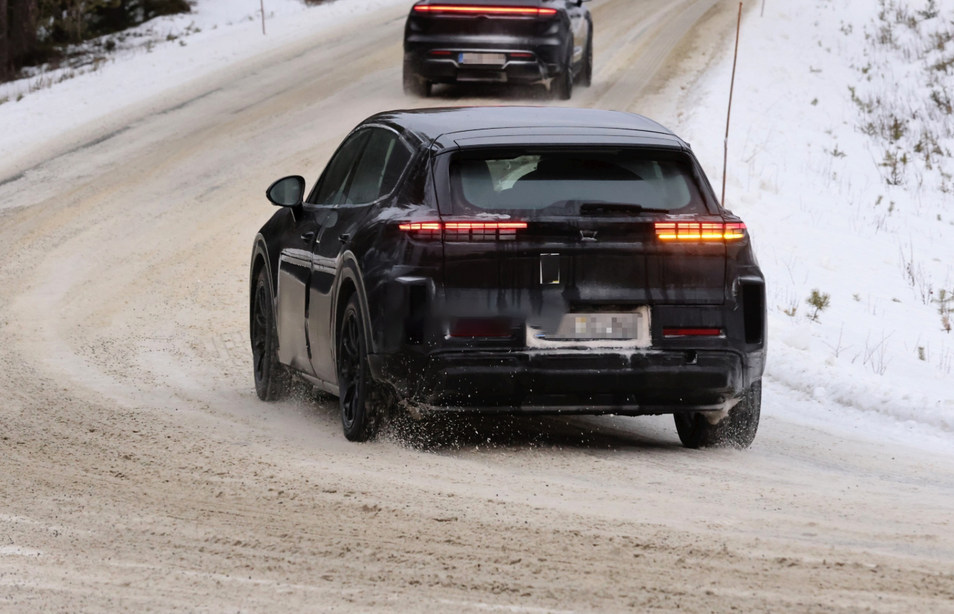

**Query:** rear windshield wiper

left=578, top=202, right=670, bottom=216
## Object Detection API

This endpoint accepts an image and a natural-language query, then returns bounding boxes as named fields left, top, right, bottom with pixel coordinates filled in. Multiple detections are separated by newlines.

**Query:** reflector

left=663, top=328, right=723, bottom=338
left=450, top=318, right=513, bottom=338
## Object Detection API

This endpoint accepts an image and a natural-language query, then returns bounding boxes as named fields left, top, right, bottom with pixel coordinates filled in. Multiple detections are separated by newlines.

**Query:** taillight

left=413, top=5, right=557, bottom=16
left=399, top=221, right=527, bottom=241
left=654, top=221, right=747, bottom=242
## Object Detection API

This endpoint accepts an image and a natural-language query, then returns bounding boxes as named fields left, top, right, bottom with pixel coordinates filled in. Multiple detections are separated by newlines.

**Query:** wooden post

left=260, top=0, right=266, bottom=35
left=722, top=2, right=743, bottom=206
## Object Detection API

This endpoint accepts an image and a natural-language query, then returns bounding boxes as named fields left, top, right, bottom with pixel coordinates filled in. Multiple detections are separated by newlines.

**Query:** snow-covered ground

left=662, top=0, right=954, bottom=453
left=0, top=0, right=407, bottom=172
left=2, top=0, right=951, bottom=453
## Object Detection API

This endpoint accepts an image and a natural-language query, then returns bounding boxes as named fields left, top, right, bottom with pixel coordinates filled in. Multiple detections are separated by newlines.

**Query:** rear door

left=308, top=127, right=414, bottom=383
left=561, top=0, right=588, bottom=63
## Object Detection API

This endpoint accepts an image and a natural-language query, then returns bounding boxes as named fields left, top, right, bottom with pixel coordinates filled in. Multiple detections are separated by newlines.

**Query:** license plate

left=526, top=308, right=651, bottom=348
left=555, top=313, right=643, bottom=340
left=459, top=52, right=506, bottom=66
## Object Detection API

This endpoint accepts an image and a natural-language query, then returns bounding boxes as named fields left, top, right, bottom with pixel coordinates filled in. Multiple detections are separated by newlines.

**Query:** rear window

left=447, top=148, right=708, bottom=216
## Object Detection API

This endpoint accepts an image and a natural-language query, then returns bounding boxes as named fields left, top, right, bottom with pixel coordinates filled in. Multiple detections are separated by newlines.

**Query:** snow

left=0, top=0, right=407, bottom=174
left=662, top=0, right=954, bottom=454
left=1, top=0, right=952, bottom=453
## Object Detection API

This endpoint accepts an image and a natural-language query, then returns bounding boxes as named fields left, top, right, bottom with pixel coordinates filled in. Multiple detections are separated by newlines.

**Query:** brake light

left=654, top=221, right=747, bottom=242
left=413, top=5, right=557, bottom=16
left=663, top=328, right=723, bottom=338
left=399, top=221, right=527, bottom=241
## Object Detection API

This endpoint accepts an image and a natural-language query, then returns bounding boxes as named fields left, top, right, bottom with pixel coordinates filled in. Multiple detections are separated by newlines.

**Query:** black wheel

left=674, top=381, right=761, bottom=449
left=579, top=25, right=593, bottom=87
left=553, top=47, right=573, bottom=100
left=403, top=59, right=431, bottom=97
left=251, top=267, right=290, bottom=401
left=336, top=295, right=381, bottom=441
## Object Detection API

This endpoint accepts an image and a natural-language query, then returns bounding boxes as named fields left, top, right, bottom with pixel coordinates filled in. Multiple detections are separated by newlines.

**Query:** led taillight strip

left=398, top=222, right=443, bottom=232
left=399, top=221, right=528, bottom=240
left=413, top=5, right=557, bottom=15
left=444, top=222, right=527, bottom=230
left=655, top=222, right=746, bottom=242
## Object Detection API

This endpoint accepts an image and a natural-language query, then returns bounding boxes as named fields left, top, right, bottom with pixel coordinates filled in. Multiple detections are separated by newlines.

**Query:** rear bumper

left=369, top=348, right=756, bottom=415
left=413, top=55, right=550, bottom=84
left=404, top=36, right=565, bottom=84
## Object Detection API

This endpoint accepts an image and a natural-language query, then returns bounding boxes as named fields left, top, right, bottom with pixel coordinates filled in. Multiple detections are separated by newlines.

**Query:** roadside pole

left=260, top=0, right=267, bottom=35
left=722, top=2, right=743, bottom=206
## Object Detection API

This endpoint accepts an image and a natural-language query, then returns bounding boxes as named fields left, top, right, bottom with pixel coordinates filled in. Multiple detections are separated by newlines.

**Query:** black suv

left=403, top=0, right=593, bottom=99
left=250, top=107, right=766, bottom=448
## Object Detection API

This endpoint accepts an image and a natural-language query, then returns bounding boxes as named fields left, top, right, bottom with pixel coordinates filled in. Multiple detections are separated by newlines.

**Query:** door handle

left=338, top=233, right=351, bottom=245
left=300, top=231, right=315, bottom=243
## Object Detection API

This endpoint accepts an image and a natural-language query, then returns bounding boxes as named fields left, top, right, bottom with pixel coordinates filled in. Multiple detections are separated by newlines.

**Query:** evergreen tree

left=1, top=0, right=189, bottom=81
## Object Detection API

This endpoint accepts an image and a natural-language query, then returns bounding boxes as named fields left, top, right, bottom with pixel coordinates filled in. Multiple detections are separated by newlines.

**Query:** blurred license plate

left=459, top=52, right=506, bottom=65
left=553, top=312, right=646, bottom=340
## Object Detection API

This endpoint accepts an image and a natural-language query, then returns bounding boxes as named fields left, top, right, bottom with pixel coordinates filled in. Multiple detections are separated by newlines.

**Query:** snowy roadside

left=0, top=0, right=407, bottom=178
left=655, top=0, right=954, bottom=452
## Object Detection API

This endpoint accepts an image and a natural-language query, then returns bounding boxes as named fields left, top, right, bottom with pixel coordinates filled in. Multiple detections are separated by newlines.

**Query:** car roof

left=363, top=107, right=688, bottom=152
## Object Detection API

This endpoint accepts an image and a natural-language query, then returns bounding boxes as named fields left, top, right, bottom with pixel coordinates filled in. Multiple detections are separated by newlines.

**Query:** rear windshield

left=447, top=148, right=708, bottom=216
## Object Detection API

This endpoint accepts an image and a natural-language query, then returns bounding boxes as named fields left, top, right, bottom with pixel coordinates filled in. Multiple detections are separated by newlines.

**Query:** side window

left=310, top=131, right=369, bottom=205
left=346, top=129, right=413, bottom=204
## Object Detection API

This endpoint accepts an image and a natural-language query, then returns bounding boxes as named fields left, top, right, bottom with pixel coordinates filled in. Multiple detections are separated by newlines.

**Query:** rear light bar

left=413, top=5, right=557, bottom=16
left=399, top=221, right=527, bottom=241
left=655, top=221, right=747, bottom=242
left=663, top=328, right=723, bottom=338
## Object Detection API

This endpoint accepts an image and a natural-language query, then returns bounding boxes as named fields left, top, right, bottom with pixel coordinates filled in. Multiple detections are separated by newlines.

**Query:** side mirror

left=266, top=175, right=306, bottom=207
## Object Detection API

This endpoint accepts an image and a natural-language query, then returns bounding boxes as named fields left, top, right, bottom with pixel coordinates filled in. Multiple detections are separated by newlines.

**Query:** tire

left=674, top=381, right=761, bottom=449
left=553, top=48, right=573, bottom=100
left=403, top=59, right=431, bottom=97
left=579, top=25, right=593, bottom=87
left=251, top=267, right=290, bottom=401
left=336, top=294, right=381, bottom=442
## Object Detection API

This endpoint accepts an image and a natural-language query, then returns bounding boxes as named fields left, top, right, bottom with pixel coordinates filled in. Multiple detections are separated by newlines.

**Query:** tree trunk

left=0, top=0, right=9, bottom=80
left=7, top=0, right=38, bottom=77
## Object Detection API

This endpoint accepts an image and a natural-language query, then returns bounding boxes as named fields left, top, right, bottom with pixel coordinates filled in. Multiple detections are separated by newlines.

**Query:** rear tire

left=251, top=268, right=290, bottom=401
left=674, top=381, right=761, bottom=449
left=403, top=59, right=431, bottom=97
left=553, top=48, right=573, bottom=100
left=336, top=295, right=381, bottom=442
left=579, top=25, right=593, bottom=87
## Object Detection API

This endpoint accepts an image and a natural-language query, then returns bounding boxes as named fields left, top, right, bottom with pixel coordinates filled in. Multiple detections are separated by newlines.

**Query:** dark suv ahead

left=250, top=107, right=766, bottom=448
left=403, top=0, right=593, bottom=99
